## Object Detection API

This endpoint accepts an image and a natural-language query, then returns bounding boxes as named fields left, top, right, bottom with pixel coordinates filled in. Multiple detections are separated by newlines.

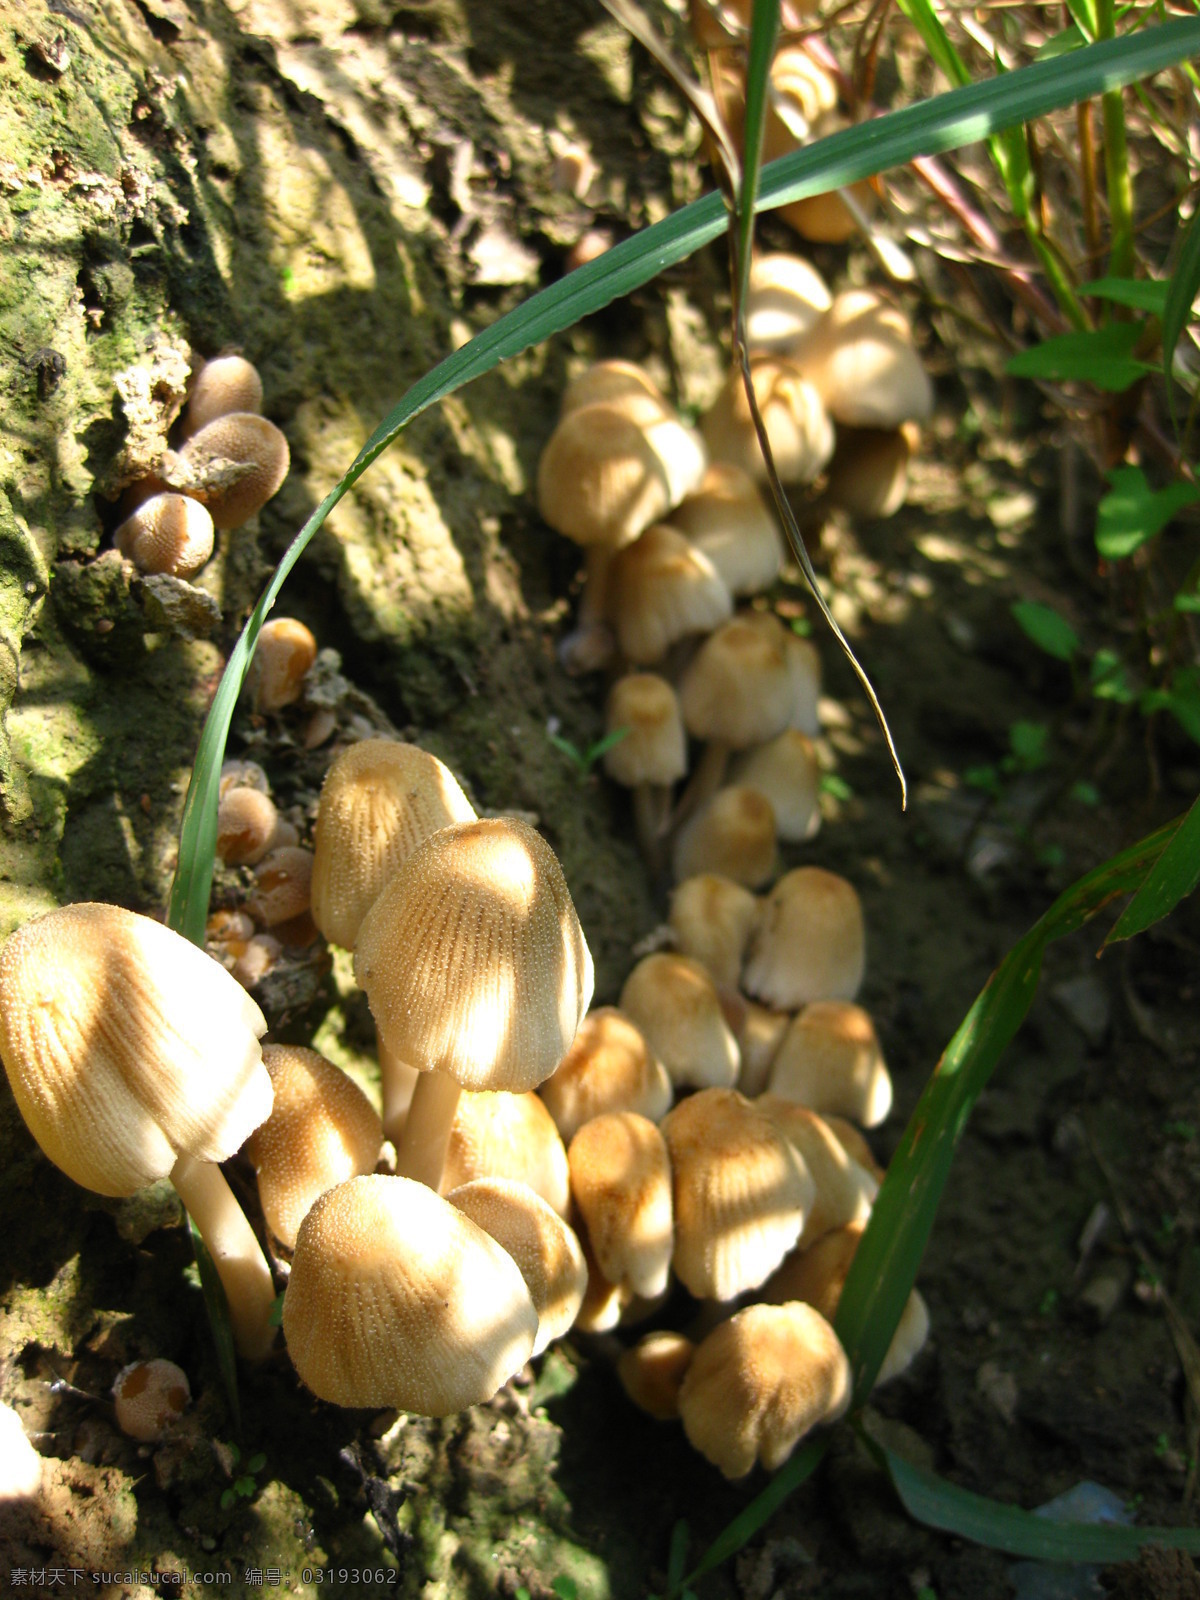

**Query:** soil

left=1, top=0, right=1199, bottom=1597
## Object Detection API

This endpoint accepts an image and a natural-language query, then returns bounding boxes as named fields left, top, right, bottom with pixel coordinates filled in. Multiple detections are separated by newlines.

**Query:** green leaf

left=1035, top=24, right=1086, bottom=60
left=1008, top=719, right=1050, bottom=769
left=1006, top=324, right=1153, bottom=390
left=868, top=1435, right=1200, bottom=1560
left=1095, top=465, right=1200, bottom=559
left=1142, top=667, right=1200, bottom=745
left=1108, top=790, right=1200, bottom=943
left=587, top=725, right=630, bottom=762
left=1090, top=648, right=1136, bottom=702
left=666, top=1521, right=690, bottom=1593
left=1080, top=275, right=1171, bottom=315
left=1011, top=600, right=1081, bottom=661
left=551, top=1578, right=578, bottom=1600
left=187, top=1215, right=240, bottom=1432
left=1163, top=203, right=1200, bottom=394
left=246, top=1451, right=267, bottom=1474
left=737, top=0, right=780, bottom=289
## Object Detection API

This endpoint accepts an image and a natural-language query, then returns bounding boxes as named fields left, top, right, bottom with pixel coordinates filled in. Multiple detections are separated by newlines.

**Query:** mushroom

left=246, top=845, right=314, bottom=928
left=742, top=867, right=866, bottom=1009
left=619, top=953, right=740, bottom=1092
left=114, top=493, right=215, bottom=578
left=112, top=1358, right=191, bottom=1442
left=617, top=1330, right=696, bottom=1420
left=354, top=817, right=593, bottom=1190
left=174, top=412, right=290, bottom=530
left=182, top=354, right=264, bottom=437
left=215, top=786, right=280, bottom=866
left=282, top=1173, right=538, bottom=1412
left=602, top=673, right=688, bottom=869
left=605, top=522, right=732, bottom=667
left=700, top=355, right=834, bottom=487
left=792, top=289, right=933, bottom=430
left=539, top=1007, right=672, bottom=1142
left=766, top=1001, right=892, bottom=1127
left=246, top=618, right=317, bottom=713
left=669, top=464, right=784, bottom=597
left=671, top=786, right=778, bottom=890
left=753, top=1094, right=878, bottom=1246
left=442, top=1089, right=571, bottom=1218
left=743, top=253, right=832, bottom=353
left=667, top=873, right=759, bottom=992
left=727, top=729, right=821, bottom=843
left=567, top=1112, right=674, bottom=1300
left=0, top=903, right=277, bottom=1359
left=825, top=422, right=920, bottom=520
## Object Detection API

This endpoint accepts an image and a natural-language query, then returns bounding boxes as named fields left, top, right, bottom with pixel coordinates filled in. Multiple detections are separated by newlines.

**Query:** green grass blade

left=1106, top=789, right=1200, bottom=943
left=1163, top=203, right=1200, bottom=406
left=677, top=1436, right=828, bottom=1591
left=737, top=0, right=780, bottom=291
left=187, top=1213, right=241, bottom=1432
left=169, top=18, right=1200, bottom=943
left=867, top=1432, right=1200, bottom=1559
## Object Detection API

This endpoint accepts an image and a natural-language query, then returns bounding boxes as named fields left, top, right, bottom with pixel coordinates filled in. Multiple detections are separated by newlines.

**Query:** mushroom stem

left=376, top=1026, right=420, bottom=1147
left=393, top=1072, right=463, bottom=1191
left=559, top=547, right=618, bottom=674
left=632, top=784, right=672, bottom=877
left=170, top=1153, right=278, bottom=1361
left=670, top=738, right=731, bottom=833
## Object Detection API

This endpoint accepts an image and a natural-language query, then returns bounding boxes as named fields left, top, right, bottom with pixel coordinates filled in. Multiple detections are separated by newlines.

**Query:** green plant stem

left=1097, top=0, right=1135, bottom=279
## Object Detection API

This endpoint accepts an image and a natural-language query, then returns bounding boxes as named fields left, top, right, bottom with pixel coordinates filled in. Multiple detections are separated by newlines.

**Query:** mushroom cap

left=744, top=253, right=832, bottom=352
left=825, top=423, right=918, bottom=520
left=700, top=356, right=834, bottom=486
left=114, top=493, right=215, bottom=578
left=560, top=360, right=669, bottom=417
left=728, top=730, right=821, bottom=843
left=765, top=44, right=838, bottom=140
left=677, top=1301, right=851, bottom=1477
left=753, top=1094, right=878, bottom=1246
left=0, top=903, right=270, bottom=1197
left=355, top=817, right=593, bottom=1094
left=784, top=631, right=822, bottom=737
left=447, top=1176, right=587, bottom=1357
left=183, top=354, right=264, bottom=436
left=671, top=786, right=778, bottom=890
left=793, top=290, right=933, bottom=429
left=282, top=1173, right=538, bottom=1413
left=767, top=1000, right=892, bottom=1127
left=732, top=999, right=792, bottom=1099
left=606, top=523, right=733, bottom=666
left=246, top=845, right=314, bottom=928
left=617, top=1330, right=696, bottom=1420
left=619, top=953, right=740, bottom=1092
left=246, top=1044, right=383, bottom=1250
left=567, top=1111, right=674, bottom=1300
left=602, top=675, right=688, bottom=788
left=310, top=739, right=477, bottom=950
left=661, top=1087, right=816, bottom=1300
left=678, top=613, right=796, bottom=748
left=669, top=464, right=784, bottom=596
left=112, top=1358, right=191, bottom=1442
left=668, top=874, right=760, bottom=991
left=177, top=412, right=290, bottom=529
left=442, top=1089, right=571, bottom=1218
left=742, top=867, right=865, bottom=1009
left=216, top=786, right=280, bottom=866
left=247, top=617, right=317, bottom=712
left=539, top=1006, right=672, bottom=1142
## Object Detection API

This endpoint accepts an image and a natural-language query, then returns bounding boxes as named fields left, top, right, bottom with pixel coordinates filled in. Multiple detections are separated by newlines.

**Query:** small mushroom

left=605, top=523, right=732, bottom=667
left=602, top=674, right=688, bottom=868
left=742, top=867, right=866, bottom=1009
left=767, top=1001, right=892, bottom=1127
left=246, top=618, right=317, bottom=713
left=668, top=874, right=760, bottom=992
left=540, top=1007, right=672, bottom=1142
left=567, top=1111, right=674, bottom=1300
left=619, top=953, right=740, bottom=1092
left=182, top=354, right=264, bottom=437
left=669, top=464, right=784, bottom=598
left=671, top=786, right=778, bottom=890
left=112, top=1358, right=191, bottom=1442
left=175, top=412, right=290, bottom=530
left=114, top=493, right=215, bottom=578
left=442, top=1089, right=571, bottom=1218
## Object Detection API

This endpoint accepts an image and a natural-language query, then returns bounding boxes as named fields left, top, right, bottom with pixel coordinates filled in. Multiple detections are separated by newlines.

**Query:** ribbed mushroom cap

left=283, top=1174, right=538, bottom=1413
left=183, top=354, right=264, bottom=436
left=216, top=786, right=279, bottom=867
left=745, top=253, right=832, bottom=352
left=311, top=739, right=477, bottom=950
left=568, top=1112, right=674, bottom=1299
left=668, top=874, right=760, bottom=991
left=112, top=1358, right=191, bottom=1442
left=670, top=465, right=783, bottom=597
left=678, top=1301, right=851, bottom=1477
left=114, top=493, right=215, bottom=578
left=767, top=1001, right=891, bottom=1127
left=246, top=1044, right=382, bottom=1250
left=560, top=360, right=669, bottom=417
left=354, top=817, right=594, bottom=1095
left=619, top=953, right=740, bottom=1092
left=537, top=398, right=686, bottom=550
left=540, top=1007, right=672, bottom=1142
left=177, top=412, right=290, bottom=530
left=671, top=786, right=778, bottom=890
left=247, top=617, right=317, bottom=713
left=603, top=675, right=688, bottom=788
left=661, top=1087, right=815, bottom=1300
left=793, top=290, right=933, bottom=429
left=753, top=1095, right=878, bottom=1246
left=825, top=423, right=918, bottom=520
left=743, top=867, right=865, bottom=1009
left=606, top=523, right=733, bottom=666
left=728, top=730, right=821, bottom=843
left=442, top=1090, right=571, bottom=1217
left=447, top=1177, right=587, bottom=1356
left=0, top=903, right=270, bottom=1197
left=701, top=356, right=834, bottom=486
left=618, top=1330, right=696, bottom=1420
left=678, top=614, right=796, bottom=748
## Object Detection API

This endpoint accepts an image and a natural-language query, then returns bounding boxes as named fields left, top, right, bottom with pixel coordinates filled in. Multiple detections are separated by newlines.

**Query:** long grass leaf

left=737, top=0, right=780, bottom=291
left=169, top=18, right=1200, bottom=942
left=1106, top=789, right=1200, bottom=942
left=1163, top=204, right=1200, bottom=405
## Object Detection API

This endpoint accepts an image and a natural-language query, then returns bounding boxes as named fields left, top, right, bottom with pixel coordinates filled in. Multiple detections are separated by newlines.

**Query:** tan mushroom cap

left=753, top=1094, right=878, bottom=1246
left=661, top=1088, right=816, bottom=1300
left=678, top=613, right=797, bottom=749
left=354, top=816, right=594, bottom=1095
left=112, top=1358, right=191, bottom=1442
left=767, top=1000, right=892, bottom=1127
left=825, top=423, right=919, bottom=520
left=677, top=1301, right=851, bottom=1478
left=568, top=1112, right=674, bottom=1300
left=619, top=953, right=740, bottom=1091
left=247, top=845, right=314, bottom=928
left=671, top=786, right=778, bottom=890
left=283, top=1174, right=538, bottom=1413
left=732, top=999, right=792, bottom=1099
left=177, top=412, right=290, bottom=529
left=784, top=631, right=822, bottom=737
left=823, top=1115, right=885, bottom=1181
left=617, top=1330, right=696, bottom=1420
left=744, top=253, right=832, bottom=352
left=114, top=493, right=215, bottom=578
left=310, top=739, right=477, bottom=950
left=573, top=1226, right=634, bottom=1333
left=560, top=360, right=669, bottom=417
left=442, top=1090, right=571, bottom=1218
left=728, top=730, right=821, bottom=843
left=606, top=523, right=733, bottom=666
left=0, top=902, right=270, bottom=1196
left=216, top=786, right=280, bottom=867
left=742, top=867, right=866, bottom=1009
left=701, top=355, right=834, bottom=486
left=247, top=617, right=317, bottom=713
left=540, top=1007, right=672, bottom=1142
left=793, top=289, right=933, bottom=430
left=447, top=1177, right=587, bottom=1357
left=602, top=675, right=688, bottom=789
left=183, top=354, right=264, bottom=436
left=668, top=874, right=760, bottom=991
left=246, top=1044, right=382, bottom=1250
left=669, top=464, right=783, bottom=597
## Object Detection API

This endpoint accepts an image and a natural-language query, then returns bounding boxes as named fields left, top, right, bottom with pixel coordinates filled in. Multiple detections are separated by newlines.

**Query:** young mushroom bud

left=567, top=1112, right=674, bottom=1300
left=182, top=354, right=264, bottom=437
left=246, top=845, right=314, bottom=928
left=617, top=1330, right=696, bottom=1421
left=671, top=786, right=778, bottom=890
left=605, top=523, right=732, bottom=667
left=540, top=1007, right=672, bottom=1142
left=668, top=873, right=760, bottom=991
left=175, top=412, right=290, bottom=530
left=744, top=252, right=832, bottom=353
left=114, top=493, right=215, bottom=578
left=216, top=786, right=280, bottom=867
left=743, top=868, right=866, bottom=1009
left=619, top=953, right=740, bottom=1092
left=602, top=674, right=688, bottom=871
left=700, top=356, right=834, bottom=487
left=791, top=290, right=933, bottom=430
left=767, top=1001, right=892, bottom=1127
left=246, top=618, right=318, bottom=713
left=112, top=1358, right=191, bottom=1442
left=442, top=1090, right=571, bottom=1218
left=669, top=464, right=784, bottom=598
